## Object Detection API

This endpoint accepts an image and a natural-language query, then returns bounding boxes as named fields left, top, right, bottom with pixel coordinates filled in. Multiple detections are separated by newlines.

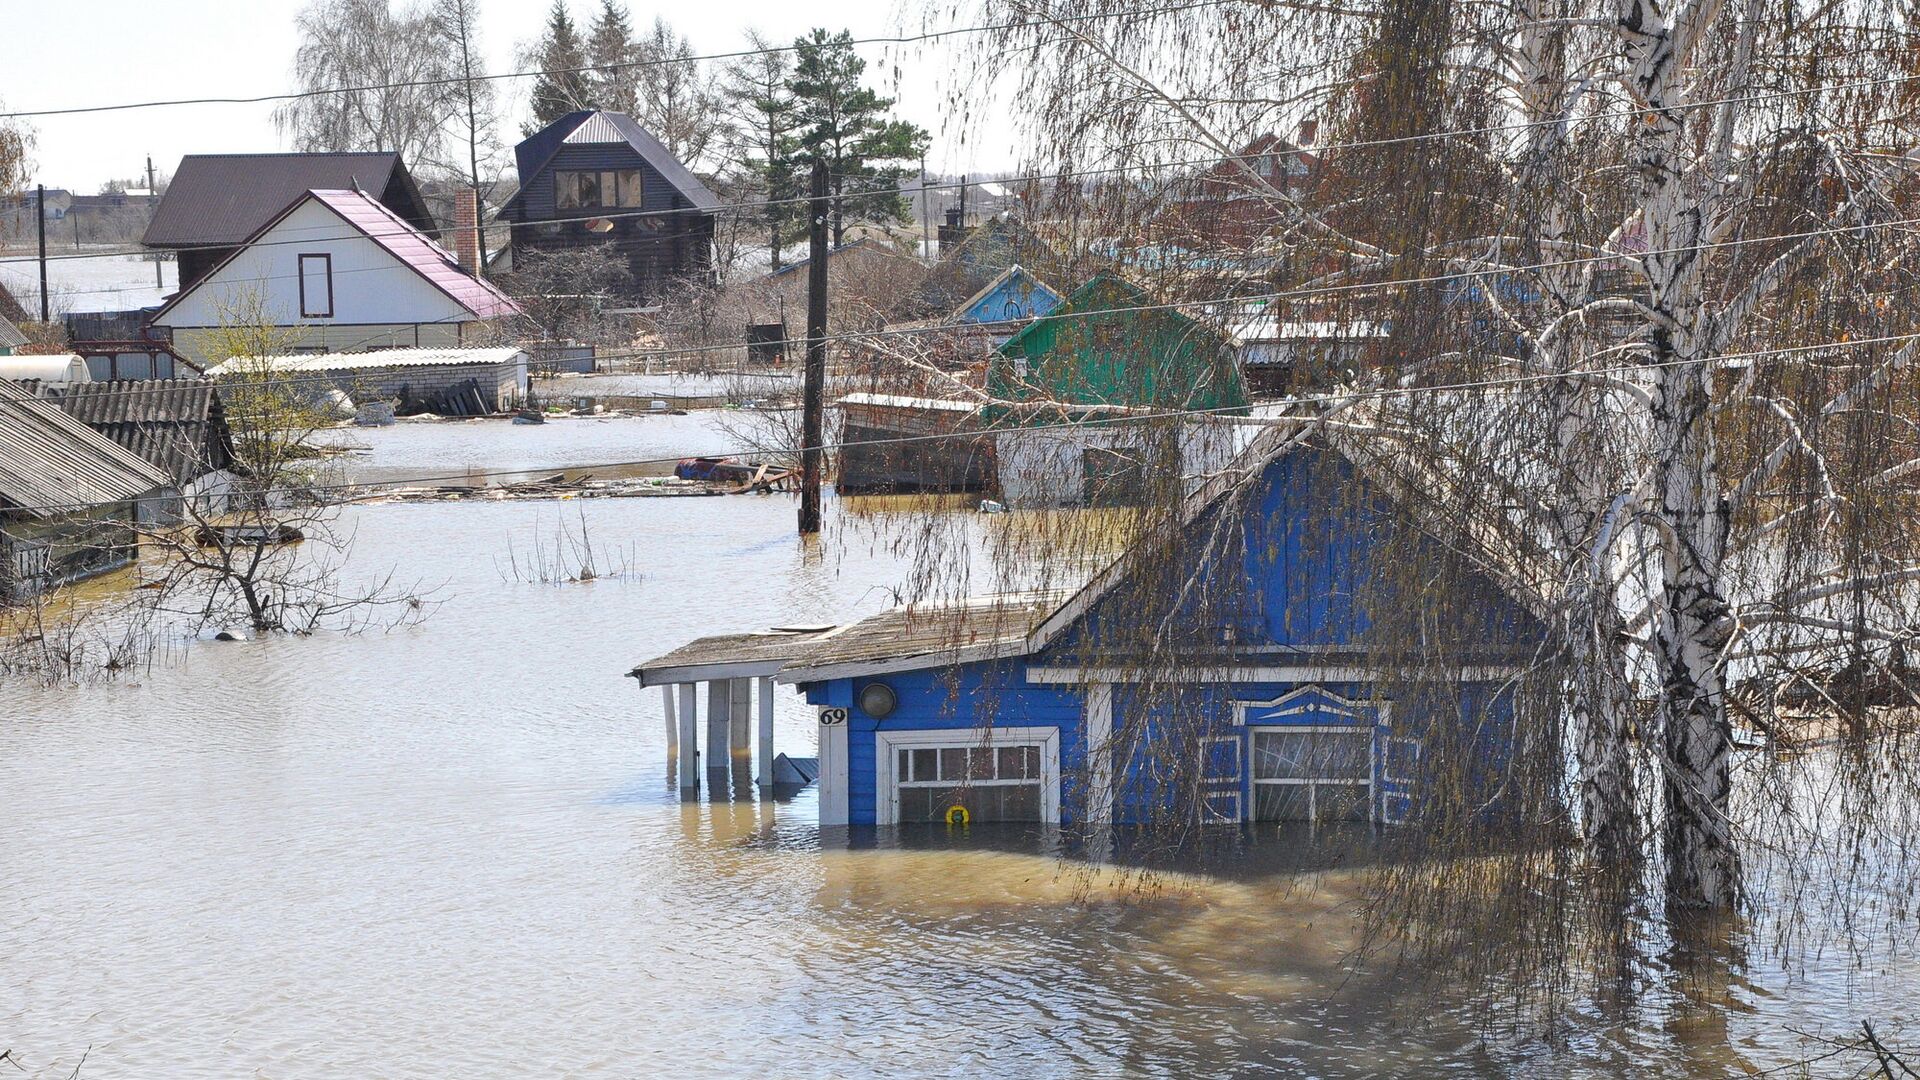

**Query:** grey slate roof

left=507, top=110, right=720, bottom=213
left=142, top=152, right=435, bottom=248
left=0, top=313, right=26, bottom=350
left=0, top=380, right=172, bottom=520
left=52, top=379, right=234, bottom=487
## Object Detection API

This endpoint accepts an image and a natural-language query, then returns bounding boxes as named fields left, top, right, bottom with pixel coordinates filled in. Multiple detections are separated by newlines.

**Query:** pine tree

left=788, top=28, right=930, bottom=247
left=586, top=0, right=637, bottom=116
left=723, top=31, right=799, bottom=268
left=524, top=0, right=591, bottom=134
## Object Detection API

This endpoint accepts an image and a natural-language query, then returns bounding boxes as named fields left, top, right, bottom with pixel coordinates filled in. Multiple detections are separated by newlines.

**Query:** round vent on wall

left=857, top=682, right=898, bottom=719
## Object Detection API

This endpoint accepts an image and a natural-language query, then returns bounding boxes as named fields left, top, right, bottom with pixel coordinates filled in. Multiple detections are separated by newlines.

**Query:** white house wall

left=154, top=199, right=470, bottom=331
left=994, top=418, right=1252, bottom=508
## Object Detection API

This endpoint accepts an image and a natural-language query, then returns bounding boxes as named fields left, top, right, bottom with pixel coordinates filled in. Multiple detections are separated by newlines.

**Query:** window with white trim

left=1250, top=726, right=1372, bottom=821
left=894, top=743, right=1044, bottom=822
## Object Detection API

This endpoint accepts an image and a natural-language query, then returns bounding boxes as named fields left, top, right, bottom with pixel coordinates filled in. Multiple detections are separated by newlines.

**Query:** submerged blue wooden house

left=634, top=427, right=1550, bottom=828
left=950, top=264, right=1064, bottom=345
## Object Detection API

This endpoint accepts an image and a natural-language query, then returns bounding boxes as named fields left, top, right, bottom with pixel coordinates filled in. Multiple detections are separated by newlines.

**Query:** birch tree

left=934, top=0, right=1920, bottom=979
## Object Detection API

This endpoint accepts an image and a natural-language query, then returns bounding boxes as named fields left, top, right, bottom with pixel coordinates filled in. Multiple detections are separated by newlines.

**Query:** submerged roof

left=0, top=380, right=172, bottom=519
left=143, top=152, right=433, bottom=248
left=52, top=378, right=233, bottom=486
left=777, top=593, right=1063, bottom=683
left=206, top=346, right=527, bottom=377
left=510, top=110, right=719, bottom=212
left=630, top=626, right=839, bottom=686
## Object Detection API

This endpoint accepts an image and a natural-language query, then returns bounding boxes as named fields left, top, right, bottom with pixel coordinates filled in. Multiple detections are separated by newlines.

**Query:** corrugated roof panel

left=0, top=381, right=172, bottom=518
left=53, top=379, right=227, bottom=486
left=205, top=346, right=526, bottom=376
left=308, top=190, right=520, bottom=319
left=142, top=153, right=419, bottom=248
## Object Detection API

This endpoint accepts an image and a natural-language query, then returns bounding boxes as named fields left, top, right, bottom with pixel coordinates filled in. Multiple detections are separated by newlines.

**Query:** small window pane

left=911, top=748, right=936, bottom=782
left=576, top=171, right=601, bottom=207
left=939, top=747, right=968, bottom=781
left=968, top=746, right=994, bottom=778
left=153, top=354, right=174, bottom=379
left=997, top=746, right=1026, bottom=780
left=899, top=748, right=911, bottom=781
left=900, top=787, right=936, bottom=822
left=617, top=170, right=645, bottom=207
left=601, top=171, right=621, bottom=207
left=555, top=172, right=580, bottom=209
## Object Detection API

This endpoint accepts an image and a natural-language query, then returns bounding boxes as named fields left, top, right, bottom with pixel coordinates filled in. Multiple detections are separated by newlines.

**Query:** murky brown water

left=3, top=423, right=1916, bottom=1077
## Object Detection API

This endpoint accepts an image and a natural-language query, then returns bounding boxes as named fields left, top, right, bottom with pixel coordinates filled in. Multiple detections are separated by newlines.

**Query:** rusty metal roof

left=629, top=626, right=839, bottom=686
left=0, top=380, right=172, bottom=519
left=142, top=152, right=434, bottom=248
left=52, top=378, right=233, bottom=487
left=776, top=593, right=1064, bottom=683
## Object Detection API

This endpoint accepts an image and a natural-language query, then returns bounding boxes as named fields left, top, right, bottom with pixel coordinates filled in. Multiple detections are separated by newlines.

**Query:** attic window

left=298, top=254, right=333, bottom=318
left=555, top=169, right=645, bottom=210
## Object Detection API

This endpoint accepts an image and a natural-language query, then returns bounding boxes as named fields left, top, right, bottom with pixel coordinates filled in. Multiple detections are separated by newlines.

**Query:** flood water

left=3, top=420, right=1916, bottom=1077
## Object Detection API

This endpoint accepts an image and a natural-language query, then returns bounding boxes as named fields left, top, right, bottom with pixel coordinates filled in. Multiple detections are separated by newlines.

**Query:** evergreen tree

left=586, top=0, right=637, bottom=116
left=723, top=31, right=799, bottom=268
left=523, top=0, right=591, bottom=134
left=787, top=29, right=930, bottom=247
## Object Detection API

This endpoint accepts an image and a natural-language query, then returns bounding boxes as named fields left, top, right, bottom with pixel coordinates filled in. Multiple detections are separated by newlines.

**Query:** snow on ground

left=0, top=248, right=176, bottom=315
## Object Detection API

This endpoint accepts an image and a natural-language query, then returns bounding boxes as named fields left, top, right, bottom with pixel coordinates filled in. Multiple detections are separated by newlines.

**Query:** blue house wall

left=799, top=445, right=1545, bottom=827
left=957, top=269, right=1063, bottom=327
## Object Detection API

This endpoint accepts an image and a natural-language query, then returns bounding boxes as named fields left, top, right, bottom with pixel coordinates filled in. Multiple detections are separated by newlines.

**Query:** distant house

left=144, top=153, right=437, bottom=291
left=51, top=379, right=238, bottom=505
left=0, top=380, right=174, bottom=599
left=206, top=346, right=529, bottom=417
left=918, top=214, right=1079, bottom=317
left=988, top=271, right=1249, bottom=507
left=496, top=110, right=719, bottom=302
left=951, top=264, right=1063, bottom=345
left=146, top=189, right=519, bottom=367
left=638, top=423, right=1548, bottom=828
left=744, top=238, right=929, bottom=336
left=1158, top=126, right=1321, bottom=249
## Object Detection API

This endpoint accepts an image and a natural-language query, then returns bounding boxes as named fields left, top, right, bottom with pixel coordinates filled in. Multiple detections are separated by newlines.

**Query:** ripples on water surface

left=2, top=427, right=1916, bottom=1077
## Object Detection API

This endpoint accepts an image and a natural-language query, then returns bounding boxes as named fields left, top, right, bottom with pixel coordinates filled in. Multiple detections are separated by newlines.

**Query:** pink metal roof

left=309, top=189, right=519, bottom=319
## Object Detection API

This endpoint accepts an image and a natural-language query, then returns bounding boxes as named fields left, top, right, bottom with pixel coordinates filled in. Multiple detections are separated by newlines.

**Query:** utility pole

left=147, top=155, right=162, bottom=287
left=35, top=183, right=48, bottom=322
left=799, top=159, right=829, bottom=536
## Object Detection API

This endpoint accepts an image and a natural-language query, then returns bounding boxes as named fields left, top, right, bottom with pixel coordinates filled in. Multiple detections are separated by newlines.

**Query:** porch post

left=818, top=705, right=849, bottom=826
left=661, top=685, right=678, bottom=750
left=1086, top=683, right=1114, bottom=824
left=757, top=676, right=776, bottom=785
left=706, top=681, right=731, bottom=772
left=676, top=682, right=698, bottom=788
left=728, top=678, right=753, bottom=761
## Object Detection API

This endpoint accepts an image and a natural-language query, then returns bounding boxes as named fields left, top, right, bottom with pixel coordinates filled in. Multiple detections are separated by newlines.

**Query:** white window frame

left=1247, top=723, right=1375, bottom=823
left=875, top=726, right=1060, bottom=826
left=1235, top=686, right=1390, bottom=825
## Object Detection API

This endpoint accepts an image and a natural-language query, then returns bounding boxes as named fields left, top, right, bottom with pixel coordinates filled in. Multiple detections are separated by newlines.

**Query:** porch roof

left=628, top=626, right=837, bottom=687
left=775, top=592, right=1063, bottom=684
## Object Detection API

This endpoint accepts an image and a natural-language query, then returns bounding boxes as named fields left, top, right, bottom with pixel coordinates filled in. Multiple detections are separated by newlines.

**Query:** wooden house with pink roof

left=147, top=188, right=520, bottom=367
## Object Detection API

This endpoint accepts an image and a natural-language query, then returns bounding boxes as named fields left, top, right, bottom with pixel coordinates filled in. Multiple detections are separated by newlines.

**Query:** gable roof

left=775, top=593, right=1064, bottom=684
left=921, top=215, right=1078, bottom=312
left=508, top=110, right=719, bottom=213
left=150, top=189, right=519, bottom=324
left=952, top=264, right=1062, bottom=323
left=1024, top=406, right=1557, bottom=653
left=0, top=380, right=172, bottom=519
left=143, top=152, right=434, bottom=248
left=52, top=378, right=234, bottom=487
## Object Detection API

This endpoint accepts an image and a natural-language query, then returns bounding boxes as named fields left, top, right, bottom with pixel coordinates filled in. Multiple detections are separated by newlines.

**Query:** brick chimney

left=453, top=188, right=482, bottom=277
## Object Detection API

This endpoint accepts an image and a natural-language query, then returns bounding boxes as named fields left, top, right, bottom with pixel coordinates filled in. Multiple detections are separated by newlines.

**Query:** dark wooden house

left=496, top=111, right=719, bottom=302
left=143, top=153, right=436, bottom=291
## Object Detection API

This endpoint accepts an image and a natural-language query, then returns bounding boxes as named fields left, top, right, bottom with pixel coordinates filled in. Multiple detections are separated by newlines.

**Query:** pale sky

left=2, top=0, right=1013, bottom=193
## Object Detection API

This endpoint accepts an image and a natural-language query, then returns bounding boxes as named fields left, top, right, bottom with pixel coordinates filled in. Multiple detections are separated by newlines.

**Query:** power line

left=5, top=328, right=1914, bottom=518
left=11, top=64, right=1920, bottom=273
left=9, top=207, right=1917, bottom=399
left=0, top=0, right=1243, bottom=120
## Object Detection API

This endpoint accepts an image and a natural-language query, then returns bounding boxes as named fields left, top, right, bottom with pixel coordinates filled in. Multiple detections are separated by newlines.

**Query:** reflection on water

left=1, top=474, right=1915, bottom=1076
